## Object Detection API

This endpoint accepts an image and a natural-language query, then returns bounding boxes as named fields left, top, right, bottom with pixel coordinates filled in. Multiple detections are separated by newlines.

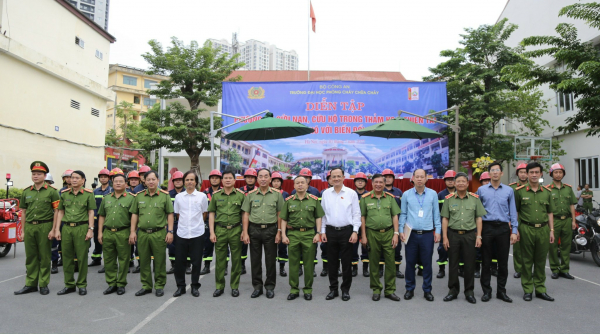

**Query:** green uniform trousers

left=583, top=202, right=593, bottom=213
left=288, top=230, right=317, bottom=294
left=367, top=229, right=396, bottom=295
left=519, top=224, right=550, bottom=294
left=138, top=229, right=167, bottom=290
left=62, top=224, right=90, bottom=288
left=24, top=222, right=53, bottom=288
left=548, top=218, right=573, bottom=274
left=215, top=225, right=242, bottom=290
left=103, top=229, right=131, bottom=287
left=513, top=240, right=523, bottom=274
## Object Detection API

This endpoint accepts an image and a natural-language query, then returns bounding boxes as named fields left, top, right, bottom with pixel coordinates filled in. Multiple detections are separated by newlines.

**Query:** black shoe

left=98, top=267, right=105, bottom=274
left=320, top=267, right=328, bottom=277
left=444, top=294, right=457, bottom=302
left=280, top=263, right=287, bottom=277
left=232, top=289, right=239, bottom=297
left=117, top=287, right=125, bottom=295
left=491, top=267, right=498, bottom=277
left=424, top=292, right=434, bottom=302
left=241, top=264, right=246, bottom=275
left=417, top=267, right=423, bottom=276
left=396, top=265, right=404, bottom=278
left=40, top=287, right=49, bottom=295
left=191, top=287, right=199, bottom=297
left=437, top=268, right=445, bottom=279
left=213, top=289, right=223, bottom=297
left=352, top=264, right=358, bottom=277
left=155, top=289, right=164, bottom=297
left=551, top=273, right=559, bottom=279
left=14, top=286, right=38, bottom=295
left=338, top=268, right=342, bottom=277
left=523, top=293, right=532, bottom=301
left=89, top=259, right=102, bottom=267
left=287, top=293, right=299, bottom=300
left=404, top=290, right=414, bottom=300
left=559, top=272, right=575, bottom=280
left=326, top=290, right=339, bottom=300
left=51, top=262, right=58, bottom=274
left=379, top=264, right=384, bottom=278
left=78, top=288, right=87, bottom=296
left=185, top=265, right=192, bottom=275
left=304, top=293, right=312, bottom=300
left=372, top=294, right=381, bottom=301
left=132, top=266, right=140, bottom=274
left=266, top=290, right=275, bottom=299
left=103, top=286, right=118, bottom=295
left=385, top=293, right=401, bottom=302
left=251, top=289, right=263, bottom=298
left=481, top=293, right=492, bottom=302
left=135, top=289, right=152, bottom=296
left=342, top=291, right=350, bottom=301
left=173, top=287, right=186, bottom=297
left=363, top=263, right=369, bottom=277
left=200, top=262, right=211, bottom=275
left=535, top=292, right=554, bottom=301
left=496, top=292, right=513, bottom=303
left=57, top=287, right=76, bottom=295
left=474, top=269, right=480, bottom=279
left=514, top=272, right=521, bottom=278
left=466, top=295, right=476, bottom=304
left=299, top=266, right=303, bottom=276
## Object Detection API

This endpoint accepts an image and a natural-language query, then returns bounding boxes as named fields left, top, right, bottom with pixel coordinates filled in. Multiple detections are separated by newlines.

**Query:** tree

left=277, top=152, right=294, bottom=163
left=313, top=159, right=324, bottom=175
left=224, top=148, right=242, bottom=172
left=346, top=160, right=356, bottom=174
left=430, top=152, right=445, bottom=176
left=424, top=19, right=560, bottom=167
left=358, top=163, right=368, bottom=173
left=140, top=37, right=244, bottom=180
left=502, top=3, right=600, bottom=137
left=402, top=160, right=414, bottom=174
left=104, top=101, right=149, bottom=168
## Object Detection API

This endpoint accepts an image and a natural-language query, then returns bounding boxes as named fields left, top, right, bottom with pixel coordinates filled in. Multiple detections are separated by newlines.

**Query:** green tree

left=424, top=19, right=559, bottom=167
left=502, top=3, right=600, bottom=137
left=140, top=37, right=244, bottom=180
left=346, top=160, right=356, bottom=174
left=430, top=152, right=445, bottom=176
left=358, top=163, right=368, bottom=173
left=276, top=152, right=294, bottom=163
left=224, top=148, right=242, bottom=172
left=313, top=159, right=324, bottom=175
left=402, top=160, right=414, bottom=174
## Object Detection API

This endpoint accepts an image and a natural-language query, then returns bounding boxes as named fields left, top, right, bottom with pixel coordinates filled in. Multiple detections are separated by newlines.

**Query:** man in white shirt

left=321, top=168, right=361, bottom=301
left=173, top=171, right=208, bottom=298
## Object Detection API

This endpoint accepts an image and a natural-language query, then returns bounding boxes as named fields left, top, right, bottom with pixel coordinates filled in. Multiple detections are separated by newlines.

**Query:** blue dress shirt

left=476, top=183, right=519, bottom=234
left=399, top=187, right=441, bottom=234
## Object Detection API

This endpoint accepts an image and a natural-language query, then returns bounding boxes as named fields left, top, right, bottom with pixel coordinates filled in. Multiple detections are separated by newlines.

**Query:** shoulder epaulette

left=269, top=187, right=279, bottom=193
left=213, top=189, right=223, bottom=195
left=544, top=184, right=552, bottom=190
left=136, top=190, right=145, bottom=195
left=445, top=193, right=454, bottom=199
left=25, top=185, right=32, bottom=191
left=61, top=188, right=71, bottom=193
left=83, top=188, right=93, bottom=193
left=515, top=185, right=526, bottom=191
left=248, top=188, right=259, bottom=194
left=129, top=192, right=137, bottom=197
left=361, top=193, right=371, bottom=198
left=234, top=188, right=245, bottom=194
left=509, top=182, right=517, bottom=186
left=48, top=184, right=57, bottom=190
left=469, top=192, right=479, bottom=198
left=160, top=189, right=169, bottom=195
left=286, top=195, right=295, bottom=201
left=564, top=183, right=572, bottom=187
left=308, top=194, right=319, bottom=200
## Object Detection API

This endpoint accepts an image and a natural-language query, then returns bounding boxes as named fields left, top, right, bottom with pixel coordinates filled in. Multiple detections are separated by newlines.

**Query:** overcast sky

left=108, top=0, right=508, bottom=81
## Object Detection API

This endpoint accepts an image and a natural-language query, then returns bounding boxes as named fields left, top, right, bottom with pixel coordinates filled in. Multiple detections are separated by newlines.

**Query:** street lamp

left=6, top=174, right=13, bottom=199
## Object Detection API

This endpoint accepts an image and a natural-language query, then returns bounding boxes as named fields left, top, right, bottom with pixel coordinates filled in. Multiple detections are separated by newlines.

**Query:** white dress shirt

left=320, top=185, right=361, bottom=233
left=174, top=189, right=208, bottom=239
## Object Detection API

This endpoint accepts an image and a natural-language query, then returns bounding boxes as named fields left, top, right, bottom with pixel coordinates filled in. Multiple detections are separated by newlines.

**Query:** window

left=80, top=3, right=94, bottom=11
left=123, top=75, right=137, bottom=86
left=91, top=108, right=100, bottom=117
left=243, top=159, right=248, bottom=165
left=70, top=99, right=80, bottom=110
left=106, top=113, right=112, bottom=118
left=144, top=80, right=157, bottom=89
left=262, top=153, right=267, bottom=158
left=579, top=157, right=599, bottom=189
left=82, top=12, right=94, bottom=20
left=81, top=0, right=95, bottom=4
left=133, top=96, right=140, bottom=104
left=557, top=92, right=574, bottom=114
left=95, top=50, right=103, bottom=60
left=143, top=97, right=156, bottom=106
left=75, top=36, right=84, bottom=48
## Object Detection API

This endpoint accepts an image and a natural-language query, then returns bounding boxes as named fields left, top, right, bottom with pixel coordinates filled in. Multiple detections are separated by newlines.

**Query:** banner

left=221, top=81, right=448, bottom=179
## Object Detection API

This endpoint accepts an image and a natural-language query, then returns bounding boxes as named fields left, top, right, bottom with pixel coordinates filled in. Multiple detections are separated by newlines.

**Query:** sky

left=108, top=0, right=508, bottom=81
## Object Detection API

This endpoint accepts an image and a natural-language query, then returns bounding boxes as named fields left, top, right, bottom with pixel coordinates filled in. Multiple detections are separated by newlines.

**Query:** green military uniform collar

left=363, top=190, right=389, bottom=199
left=64, top=187, right=92, bottom=195
left=143, top=188, right=168, bottom=197
left=29, top=182, right=52, bottom=191
left=445, top=191, right=479, bottom=199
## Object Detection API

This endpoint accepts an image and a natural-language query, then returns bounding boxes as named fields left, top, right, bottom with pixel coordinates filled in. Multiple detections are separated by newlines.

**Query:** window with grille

left=91, top=108, right=100, bottom=117
left=70, top=100, right=80, bottom=109
left=557, top=92, right=574, bottom=114
left=578, top=157, right=599, bottom=189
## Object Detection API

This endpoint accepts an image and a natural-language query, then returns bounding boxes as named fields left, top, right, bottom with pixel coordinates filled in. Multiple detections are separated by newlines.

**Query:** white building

left=208, top=38, right=299, bottom=71
left=498, top=0, right=600, bottom=195
left=67, top=0, right=110, bottom=31
left=0, top=0, right=116, bottom=188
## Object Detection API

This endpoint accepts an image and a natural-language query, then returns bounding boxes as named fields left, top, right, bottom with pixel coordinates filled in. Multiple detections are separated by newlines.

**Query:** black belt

left=217, top=222, right=242, bottom=229
left=449, top=228, right=476, bottom=235
left=483, top=220, right=509, bottom=225
left=326, top=225, right=353, bottom=231
left=64, top=221, right=88, bottom=227
left=103, top=226, right=129, bottom=232
left=28, top=220, right=53, bottom=225
left=287, top=226, right=314, bottom=232
left=249, top=222, right=276, bottom=229
left=521, top=221, right=548, bottom=228
left=140, top=227, right=165, bottom=234
left=555, top=215, right=571, bottom=220
left=412, top=229, right=433, bottom=235
left=367, top=225, right=393, bottom=233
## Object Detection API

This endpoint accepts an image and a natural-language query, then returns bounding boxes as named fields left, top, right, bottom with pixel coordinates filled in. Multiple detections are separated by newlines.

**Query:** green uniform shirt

left=280, top=193, right=325, bottom=229
left=20, top=182, right=60, bottom=222
left=98, top=192, right=135, bottom=229
left=514, top=184, right=556, bottom=224
left=129, top=189, right=174, bottom=229
left=545, top=183, right=577, bottom=216
left=440, top=192, right=487, bottom=230
left=58, top=188, right=96, bottom=222
left=207, top=188, right=246, bottom=225
left=241, top=187, right=284, bottom=224
left=359, top=191, right=401, bottom=230
left=510, top=181, right=528, bottom=191
left=582, top=190, right=593, bottom=203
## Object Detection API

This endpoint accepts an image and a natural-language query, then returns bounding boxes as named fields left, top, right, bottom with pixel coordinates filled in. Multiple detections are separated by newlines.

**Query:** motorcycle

left=0, top=198, right=23, bottom=258
left=572, top=200, right=600, bottom=266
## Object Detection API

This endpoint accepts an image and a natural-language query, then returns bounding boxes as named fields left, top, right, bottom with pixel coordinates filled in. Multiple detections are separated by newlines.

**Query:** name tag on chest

left=418, top=209, right=424, bottom=217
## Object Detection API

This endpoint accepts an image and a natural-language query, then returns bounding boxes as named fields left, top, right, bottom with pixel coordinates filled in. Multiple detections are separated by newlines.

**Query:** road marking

left=509, top=253, right=600, bottom=287
left=93, top=308, right=125, bottom=322
left=0, top=274, right=25, bottom=284
left=127, top=264, right=215, bottom=334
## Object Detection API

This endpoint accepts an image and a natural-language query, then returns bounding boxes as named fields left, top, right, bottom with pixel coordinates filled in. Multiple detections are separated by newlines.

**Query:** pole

left=210, top=111, right=215, bottom=171
left=454, top=106, right=460, bottom=171
left=158, top=99, right=166, bottom=184
left=307, top=0, right=310, bottom=81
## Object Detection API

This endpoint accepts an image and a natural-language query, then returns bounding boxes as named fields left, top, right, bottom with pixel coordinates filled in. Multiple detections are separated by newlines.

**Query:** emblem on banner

left=248, top=87, right=265, bottom=99
left=408, top=87, right=419, bottom=101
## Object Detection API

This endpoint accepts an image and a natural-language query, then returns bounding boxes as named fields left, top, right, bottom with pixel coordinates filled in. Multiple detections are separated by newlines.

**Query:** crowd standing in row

left=14, top=160, right=582, bottom=303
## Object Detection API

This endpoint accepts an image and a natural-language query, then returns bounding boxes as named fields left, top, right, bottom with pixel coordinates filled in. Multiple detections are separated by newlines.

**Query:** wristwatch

left=277, top=229, right=282, bottom=232
left=477, top=236, right=482, bottom=239
left=394, top=232, right=400, bottom=235
left=167, top=230, right=174, bottom=234
left=316, top=232, right=322, bottom=235
left=88, top=227, right=94, bottom=231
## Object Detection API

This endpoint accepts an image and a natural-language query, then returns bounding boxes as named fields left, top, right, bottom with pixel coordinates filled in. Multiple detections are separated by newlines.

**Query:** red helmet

left=326, top=170, right=331, bottom=180
left=549, top=163, right=565, bottom=177
left=139, top=165, right=151, bottom=173
left=443, top=170, right=457, bottom=179
left=515, top=163, right=527, bottom=175
left=382, top=169, right=394, bottom=176
left=62, top=169, right=74, bottom=177
left=271, top=172, right=283, bottom=181
left=479, top=172, right=491, bottom=181
left=98, top=168, right=110, bottom=177
left=172, top=171, right=184, bottom=180
left=244, top=168, right=257, bottom=177
left=299, top=168, right=313, bottom=177
left=209, top=169, right=222, bottom=178
left=110, top=168, right=124, bottom=176
left=354, top=172, right=368, bottom=182
left=127, top=170, right=140, bottom=179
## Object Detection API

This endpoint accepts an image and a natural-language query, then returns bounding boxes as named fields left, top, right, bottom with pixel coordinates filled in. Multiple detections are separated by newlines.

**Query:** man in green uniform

left=545, top=163, right=577, bottom=280
left=441, top=172, right=485, bottom=304
left=514, top=162, right=555, bottom=302
left=129, top=170, right=174, bottom=297
left=581, top=184, right=594, bottom=213
left=14, top=161, right=60, bottom=296
left=241, top=168, right=284, bottom=299
left=510, top=163, right=528, bottom=278
left=98, top=174, right=135, bottom=295
left=208, top=171, right=246, bottom=298
left=359, top=174, right=401, bottom=302
left=280, top=175, right=324, bottom=301
left=55, top=170, right=96, bottom=296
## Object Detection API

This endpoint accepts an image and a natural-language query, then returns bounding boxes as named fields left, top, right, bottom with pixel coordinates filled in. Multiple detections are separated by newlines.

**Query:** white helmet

left=45, top=173, right=54, bottom=184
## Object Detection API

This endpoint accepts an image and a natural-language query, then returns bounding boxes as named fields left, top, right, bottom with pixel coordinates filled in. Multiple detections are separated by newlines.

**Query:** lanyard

left=415, top=188, right=426, bottom=209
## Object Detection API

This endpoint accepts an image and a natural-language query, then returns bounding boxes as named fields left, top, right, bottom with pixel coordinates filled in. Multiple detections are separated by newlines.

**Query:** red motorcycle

left=0, top=198, right=23, bottom=258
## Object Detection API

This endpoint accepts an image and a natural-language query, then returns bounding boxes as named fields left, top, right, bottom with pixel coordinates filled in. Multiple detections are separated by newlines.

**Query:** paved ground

left=1, top=244, right=599, bottom=334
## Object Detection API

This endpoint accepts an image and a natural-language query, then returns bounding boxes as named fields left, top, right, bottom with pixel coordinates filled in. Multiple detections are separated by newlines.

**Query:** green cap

left=30, top=161, right=49, bottom=173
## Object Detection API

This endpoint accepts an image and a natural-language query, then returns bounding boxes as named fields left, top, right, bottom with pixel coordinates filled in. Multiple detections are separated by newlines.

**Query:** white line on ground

left=0, top=274, right=25, bottom=284
left=509, top=253, right=600, bottom=287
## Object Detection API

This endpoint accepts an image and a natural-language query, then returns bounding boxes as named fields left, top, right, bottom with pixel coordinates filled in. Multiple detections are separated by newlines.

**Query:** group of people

left=14, top=159, right=581, bottom=303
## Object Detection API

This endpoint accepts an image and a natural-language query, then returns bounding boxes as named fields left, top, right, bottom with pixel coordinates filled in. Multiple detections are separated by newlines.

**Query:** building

left=295, top=147, right=369, bottom=176
left=0, top=0, right=116, bottom=188
left=67, top=0, right=110, bottom=31
left=208, top=37, right=299, bottom=71
left=219, top=137, right=292, bottom=174
left=498, top=0, right=600, bottom=195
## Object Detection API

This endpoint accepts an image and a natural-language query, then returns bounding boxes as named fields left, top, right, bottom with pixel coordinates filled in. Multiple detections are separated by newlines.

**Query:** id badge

left=418, top=209, right=424, bottom=218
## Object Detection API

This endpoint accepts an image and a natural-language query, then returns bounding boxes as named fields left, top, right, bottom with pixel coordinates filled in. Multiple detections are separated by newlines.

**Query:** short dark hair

left=372, top=173, right=384, bottom=182
left=182, top=170, right=199, bottom=186
left=222, top=171, right=236, bottom=179
left=330, top=167, right=344, bottom=176
left=257, top=168, right=271, bottom=177
left=71, top=170, right=86, bottom=179
left=112, top=174, right=126, bottom=182
left=488, top=162, right=502, bottom=172
left=455, top=172, right=468, bottom=181
left=145, top=170, right=159, bottom=180
left=294, top=175, right=309, bottom=183
left=413, top=169, right=427, bottom=176
left=526, top=162, right=543, bottom=173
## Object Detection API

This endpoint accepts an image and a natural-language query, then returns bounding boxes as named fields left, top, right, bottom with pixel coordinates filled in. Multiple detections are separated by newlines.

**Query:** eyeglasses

left=489, top=169, right=501, bottom=173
